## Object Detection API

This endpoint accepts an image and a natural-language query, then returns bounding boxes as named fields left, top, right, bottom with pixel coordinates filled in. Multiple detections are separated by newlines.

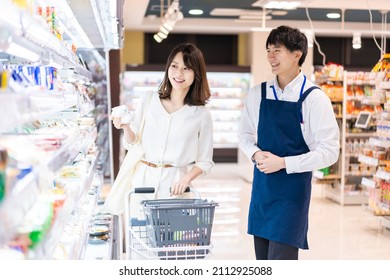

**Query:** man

left=238, top=25, right=340, bottom=260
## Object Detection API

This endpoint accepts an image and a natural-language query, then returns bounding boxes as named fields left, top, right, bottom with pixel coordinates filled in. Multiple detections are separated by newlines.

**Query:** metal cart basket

left=124, top=187, right=218, bottom=260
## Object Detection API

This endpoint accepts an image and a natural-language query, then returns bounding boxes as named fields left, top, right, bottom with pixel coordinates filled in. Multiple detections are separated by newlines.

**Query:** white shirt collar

left=273, top=71, right=305, bottom=93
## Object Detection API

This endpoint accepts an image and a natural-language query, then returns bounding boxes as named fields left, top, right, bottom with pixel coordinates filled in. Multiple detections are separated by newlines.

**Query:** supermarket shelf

left=0, top=2, right=85, bottom=69
left=381, top=217, right=390, bottom=229
left=369, top=137, right=390, bottom=149
left=343, top=193, right=368, bottom=205
left=375, top=170, right=390, bottom=181
left=358, top=154, right=379, bottom=166
left=0, top=91, right=87, bottom=133
left=44, top=133, right=83, bottom=173
left=361, top=177, right=376, bottom=189
left=378, top=81, right=390, bottom=90
left=324, top=186, right=343, bottom=204
left=58, top=69, right=91, bottom=85
left=46, top=100, right=95, bottom=120
left=0, top=172, right=39, bottom=244
left=31, top=153, right=99, bottom=259
left=313, top=170, right=341, bottom=180
left=345, top=132, right=376, bottom=138
left=324, top=185, right=368, bottom=205
left=0, top=93, right=30, bottom=133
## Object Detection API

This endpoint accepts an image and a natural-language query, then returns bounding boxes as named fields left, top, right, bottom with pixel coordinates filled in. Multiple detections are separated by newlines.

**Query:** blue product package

left=34, top=66, right=41, bottom=86
left=16, top=164, right=32, bottom=180
left=46, top=67, right=53, bottom=90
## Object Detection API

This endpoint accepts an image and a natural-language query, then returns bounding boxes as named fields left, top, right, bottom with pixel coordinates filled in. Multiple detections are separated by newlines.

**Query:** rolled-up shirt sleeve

left=238, top=85, right=262, bottom=161
left=284, top=92, right=340, bottom=174
left=194, top=109, right=215, bottom=175
left=239, top=81, right=339, bottom=174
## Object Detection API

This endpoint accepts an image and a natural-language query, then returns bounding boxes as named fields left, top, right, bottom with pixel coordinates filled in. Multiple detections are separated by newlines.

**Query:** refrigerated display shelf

left=0, top=172, right=38, bottom=244
left=28, top=152, right=99, bottom=259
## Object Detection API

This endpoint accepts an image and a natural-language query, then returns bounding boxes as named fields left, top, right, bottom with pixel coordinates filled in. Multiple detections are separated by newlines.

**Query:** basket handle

left=169, top=186, right=190, bottom=193
left=169, top=187, right=201, bottom=198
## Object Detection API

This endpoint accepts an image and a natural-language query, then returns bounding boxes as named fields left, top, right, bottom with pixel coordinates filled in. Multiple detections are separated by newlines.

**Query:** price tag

left=361, top=177, right=376, bottom=189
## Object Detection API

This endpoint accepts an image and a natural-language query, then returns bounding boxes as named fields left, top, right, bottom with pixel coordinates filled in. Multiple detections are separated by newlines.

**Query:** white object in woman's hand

left=110, top=105, right=133, bottom=125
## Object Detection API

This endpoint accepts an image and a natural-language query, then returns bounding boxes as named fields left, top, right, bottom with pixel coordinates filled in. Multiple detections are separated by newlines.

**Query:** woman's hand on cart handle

left=170, top=186, right=190, bottom=195
left=170, top=187, right=201, bottom=199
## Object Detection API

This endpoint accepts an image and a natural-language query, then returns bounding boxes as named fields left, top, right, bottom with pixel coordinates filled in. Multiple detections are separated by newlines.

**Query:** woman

left=112, top=42, right=214, bottom=200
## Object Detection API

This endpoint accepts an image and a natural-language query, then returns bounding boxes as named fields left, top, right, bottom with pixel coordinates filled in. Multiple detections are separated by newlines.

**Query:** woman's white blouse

left=238, top=73, right=340, bottom=174
left=124, top=91, right=214, bottom=198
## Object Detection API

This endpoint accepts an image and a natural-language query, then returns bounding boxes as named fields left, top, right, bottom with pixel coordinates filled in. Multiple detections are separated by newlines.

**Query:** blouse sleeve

left=123, top=91, right=153, bottom=150
left=130, top=91, right=152, bottom=134
left=194, top=108, right=215, bottom=175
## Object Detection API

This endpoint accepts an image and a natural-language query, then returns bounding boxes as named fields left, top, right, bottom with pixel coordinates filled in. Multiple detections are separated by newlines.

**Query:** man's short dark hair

left=266, top=25, right=308, bottom=66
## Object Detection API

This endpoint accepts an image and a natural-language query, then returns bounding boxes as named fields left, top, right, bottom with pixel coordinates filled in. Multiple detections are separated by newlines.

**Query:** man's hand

left=254, top=151, right=285, bottom=174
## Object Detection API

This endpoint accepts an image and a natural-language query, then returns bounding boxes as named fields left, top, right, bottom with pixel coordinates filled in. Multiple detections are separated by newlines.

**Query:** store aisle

left=193, top=163, right=390, bottom=260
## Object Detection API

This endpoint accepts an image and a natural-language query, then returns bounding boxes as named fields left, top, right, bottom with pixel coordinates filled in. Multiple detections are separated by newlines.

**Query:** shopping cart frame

left=124, top=187, right=216, bottom=260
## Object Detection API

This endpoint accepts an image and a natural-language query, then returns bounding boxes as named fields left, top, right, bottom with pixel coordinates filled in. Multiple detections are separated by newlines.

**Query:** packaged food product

left=0, top=146, right=8, bottom=202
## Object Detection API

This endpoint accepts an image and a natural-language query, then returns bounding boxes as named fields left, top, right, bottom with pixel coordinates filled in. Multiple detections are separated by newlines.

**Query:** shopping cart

left=124, top=187, right=218, bottom=260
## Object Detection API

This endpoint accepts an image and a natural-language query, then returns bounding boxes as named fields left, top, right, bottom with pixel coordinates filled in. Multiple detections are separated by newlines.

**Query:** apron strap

left=299, top=86, right=320, bottom=102
left=298, top=86, right=320, bottom=124
left=261, top=82, right=267, bottom=99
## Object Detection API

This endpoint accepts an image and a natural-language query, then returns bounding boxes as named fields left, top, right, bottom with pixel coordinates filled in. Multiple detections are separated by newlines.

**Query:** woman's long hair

left=158, top=43, right=211, bottom=106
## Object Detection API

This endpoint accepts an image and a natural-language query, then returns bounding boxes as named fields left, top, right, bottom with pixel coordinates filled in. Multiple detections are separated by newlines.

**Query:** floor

left=193, top=163, right=390, bottom=260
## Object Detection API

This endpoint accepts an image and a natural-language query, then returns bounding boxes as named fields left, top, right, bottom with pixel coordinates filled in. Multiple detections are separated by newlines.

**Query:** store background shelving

left=0, top=0, right=122, bottom=260
left=314, top=69, right=386, bottom=205
left=361, top=79, right=390, bottom=227
left=207, top=71, right=251, bottom=162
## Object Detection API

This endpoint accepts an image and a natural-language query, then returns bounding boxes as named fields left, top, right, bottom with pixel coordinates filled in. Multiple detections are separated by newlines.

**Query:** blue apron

left=248, top=78, right=319, bottom=249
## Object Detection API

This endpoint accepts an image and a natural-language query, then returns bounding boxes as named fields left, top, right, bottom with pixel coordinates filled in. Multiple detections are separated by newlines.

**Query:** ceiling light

left=253, top=1, right=301, bottom=10
left=352, top=32, right=362, bottom=49
left=157, top=32, right=167, bottom=39
left=153, top=34, right=163, bottom=43
left=327, top=13, right=341, bottom=19
left=162, top=22, right=174, bottom=31
left=189, top=9, right=203, bottom=15
left=159, top=26, right=170, bottom=35
left=265, top=1, right=300, bottom=10
left=210, top=8, right=270, bottom=17
left=153, top=0, right=183, bottom=43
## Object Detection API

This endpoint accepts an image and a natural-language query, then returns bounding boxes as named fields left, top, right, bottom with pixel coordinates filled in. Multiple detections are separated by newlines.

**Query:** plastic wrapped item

left=111, top=105, right=133, bottom=124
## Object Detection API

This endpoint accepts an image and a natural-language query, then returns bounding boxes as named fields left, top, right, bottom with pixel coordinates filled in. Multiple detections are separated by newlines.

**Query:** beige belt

left=141, top=160, right=174, bottom=168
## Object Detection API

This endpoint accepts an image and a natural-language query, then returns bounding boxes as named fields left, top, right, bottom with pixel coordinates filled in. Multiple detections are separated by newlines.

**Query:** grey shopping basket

left=124, top=187, right=218, bottom=260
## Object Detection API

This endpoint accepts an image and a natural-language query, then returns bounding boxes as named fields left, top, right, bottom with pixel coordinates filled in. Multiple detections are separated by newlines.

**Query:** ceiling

left=123, top=0, right=390, bottom=37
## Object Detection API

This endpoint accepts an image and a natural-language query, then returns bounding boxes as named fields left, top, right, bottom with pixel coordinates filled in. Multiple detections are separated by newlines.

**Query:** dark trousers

left=254, top=236, right=299, bottom=260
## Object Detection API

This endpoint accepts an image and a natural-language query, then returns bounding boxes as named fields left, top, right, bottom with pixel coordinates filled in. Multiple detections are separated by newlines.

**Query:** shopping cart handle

left=169, top=186, right=190, bottom=193
left=133, top=187, right=155, bottom=193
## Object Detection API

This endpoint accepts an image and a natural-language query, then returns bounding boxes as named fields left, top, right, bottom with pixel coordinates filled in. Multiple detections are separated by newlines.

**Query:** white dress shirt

left=239, top=72, right=340, bottom=174
left=124, top=91, right=214, bottom=198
